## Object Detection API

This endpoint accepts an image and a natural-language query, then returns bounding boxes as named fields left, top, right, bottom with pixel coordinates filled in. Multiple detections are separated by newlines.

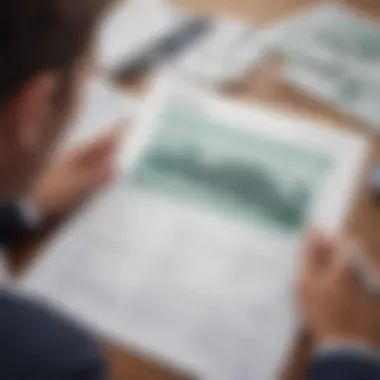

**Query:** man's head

left=0, top=0, right=107, bottom=201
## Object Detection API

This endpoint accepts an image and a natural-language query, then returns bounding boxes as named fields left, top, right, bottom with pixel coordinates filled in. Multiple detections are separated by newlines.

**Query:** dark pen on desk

left=116, top=16, right=212, bottom=78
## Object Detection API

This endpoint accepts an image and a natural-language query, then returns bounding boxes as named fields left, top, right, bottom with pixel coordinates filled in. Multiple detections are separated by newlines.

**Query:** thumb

left=300, top=229, right=335, bottom=279
left=83, top=157, right=116, bottom=191
left=74, top=124, right=127, bottom=165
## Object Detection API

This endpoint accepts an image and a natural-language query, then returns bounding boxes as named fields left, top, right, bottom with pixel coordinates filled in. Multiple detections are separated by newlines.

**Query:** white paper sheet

left=282, top=57, right=380, bottom=128
left=98, top=0, right=193, bottom=73
left=170, top=17, right=268, bottom=87
left=268, top=3, right=380, bottom=71
left=267, top=2, right=380, bottom=128
left=20, top=74, right=368, bottom=380
left=63, top=76, right=139, bottom=150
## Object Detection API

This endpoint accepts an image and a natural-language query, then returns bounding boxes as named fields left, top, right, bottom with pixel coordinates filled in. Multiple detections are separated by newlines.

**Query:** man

left=0, top=0, right=110, bottom=379
left=0, top=1, right=379, bottom=379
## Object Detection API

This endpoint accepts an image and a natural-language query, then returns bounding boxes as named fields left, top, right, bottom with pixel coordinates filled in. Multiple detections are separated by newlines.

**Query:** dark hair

left=0, top=0, right=108, bottom=104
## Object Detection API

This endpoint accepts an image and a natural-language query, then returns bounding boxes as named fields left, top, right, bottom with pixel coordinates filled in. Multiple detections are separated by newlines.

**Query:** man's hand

left=298, top=230, right=380, bottom=347
left=31, top=128, right=124, bottom=219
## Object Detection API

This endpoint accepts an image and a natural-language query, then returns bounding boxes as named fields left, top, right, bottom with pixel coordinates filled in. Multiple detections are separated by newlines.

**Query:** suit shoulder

left=310, top=353, right=380, bottom=380
left=0, top=290, right=106, bottom=379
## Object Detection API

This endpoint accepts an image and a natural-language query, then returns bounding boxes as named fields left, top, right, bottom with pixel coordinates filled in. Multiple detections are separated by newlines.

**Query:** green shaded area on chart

left=129, top=101, right=332, bottom=232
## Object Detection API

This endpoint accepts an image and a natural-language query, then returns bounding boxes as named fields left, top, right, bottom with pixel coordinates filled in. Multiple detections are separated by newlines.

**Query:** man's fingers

left=73, top=124, right=127, bottom=162
left=84, top=157, right=116, bottom=189
left=87, top=125, right=125, bottom=155
left=300, top=229, right=334, bottom=278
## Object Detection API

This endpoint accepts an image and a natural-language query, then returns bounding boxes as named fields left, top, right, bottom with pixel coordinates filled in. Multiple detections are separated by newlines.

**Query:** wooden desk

left=11, top=0, right=380, bottom=379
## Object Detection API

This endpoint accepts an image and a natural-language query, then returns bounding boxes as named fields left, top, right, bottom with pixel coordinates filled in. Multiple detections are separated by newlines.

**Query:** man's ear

left=8, top=74, right=58, bottom=150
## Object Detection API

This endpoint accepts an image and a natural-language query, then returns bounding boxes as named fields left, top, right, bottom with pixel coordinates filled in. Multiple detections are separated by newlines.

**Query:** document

left=282, top=57, right=380, bottom=128
left=268, top=3, right=380, bottom=128
left=270, top=3, right=380, bottom=71
left=98, top=0, right=195, bottom=73
left=20, top=74, right=368, bottom=380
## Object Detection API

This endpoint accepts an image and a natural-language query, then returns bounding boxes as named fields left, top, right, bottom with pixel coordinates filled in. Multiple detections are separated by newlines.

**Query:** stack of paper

left=268, top=3, right=380, bottom=128
left=20, top=74, right=368, bottom=380
left=98, top=0, right=268, bottom=86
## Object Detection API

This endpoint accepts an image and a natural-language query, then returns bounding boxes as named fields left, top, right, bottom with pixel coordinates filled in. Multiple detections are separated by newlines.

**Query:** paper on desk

left=282, top=56, right=380, bottom=128
left=98, top=0, right=267, bottom=86
left=267, top=2, right=380, bottom=128
left=20, top=74, right=368, bottom=380
left=171, top=17, right=268, bottom=86
left=63, top=76, right=139, bottom=150
left=98, top=0, right=168, bottom=70
left=98, top=0, right=193, bottom=73
left=269, top=3, right=380, bottom=71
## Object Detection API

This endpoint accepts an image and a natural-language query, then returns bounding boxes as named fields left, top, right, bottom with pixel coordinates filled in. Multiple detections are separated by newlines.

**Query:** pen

left=116, top=16, right=212, bottom=78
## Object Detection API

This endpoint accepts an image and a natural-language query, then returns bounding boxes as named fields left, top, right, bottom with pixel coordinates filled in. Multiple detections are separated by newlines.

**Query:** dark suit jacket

left=1, top=202, right=380, bottom=380
left=0, top=202, right=32, bottom=247
left=309, top=353, right=380, bottom=380
left=0, top=290, right=106, bottom=380
left=0, top=202, right=107, bottom=380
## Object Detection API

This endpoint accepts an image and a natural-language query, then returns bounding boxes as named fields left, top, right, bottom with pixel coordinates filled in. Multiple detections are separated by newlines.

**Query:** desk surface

left=12, top=0, right=380, bottom=379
